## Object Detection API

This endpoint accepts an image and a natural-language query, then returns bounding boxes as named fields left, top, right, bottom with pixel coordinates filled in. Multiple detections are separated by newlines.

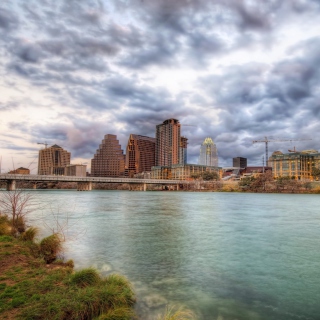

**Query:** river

left=25, top=190, right=320, bottom=320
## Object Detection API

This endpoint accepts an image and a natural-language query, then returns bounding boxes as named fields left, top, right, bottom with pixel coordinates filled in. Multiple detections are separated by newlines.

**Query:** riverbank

left=1, top=180, right=320, bottom=193
left=0, top=231, right=136, bottom=319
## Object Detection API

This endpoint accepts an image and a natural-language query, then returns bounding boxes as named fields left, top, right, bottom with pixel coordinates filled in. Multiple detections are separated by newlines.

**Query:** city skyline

left=1, top=1, right=320, bottom=173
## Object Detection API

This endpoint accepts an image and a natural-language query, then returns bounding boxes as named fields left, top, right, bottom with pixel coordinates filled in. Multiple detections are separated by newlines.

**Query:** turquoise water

left=26, top=191, right=320, bottom=320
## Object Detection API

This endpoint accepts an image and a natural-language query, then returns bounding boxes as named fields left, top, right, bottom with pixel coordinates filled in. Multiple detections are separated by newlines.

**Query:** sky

left=1, top=0, right=320, bottom=174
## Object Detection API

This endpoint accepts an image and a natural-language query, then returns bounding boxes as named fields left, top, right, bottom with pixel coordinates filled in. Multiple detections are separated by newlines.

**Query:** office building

left=38, top=144, right=71, bottom=175
left=199, top=137, right=218, bottom=166
left=233, top=157, right=247, bottom=168
left=125, top=134, right=156, bottom=177
left=270, top=150, right=320, bottom=180
left=151, top=164, right=221, bottom=180
left=64, top=164, right=87, bottom=177
left=179, top=136, right=188, bottom=165
left=156, top=118, right=181, bottom=166
left=91, top=134, right=125, bottom=177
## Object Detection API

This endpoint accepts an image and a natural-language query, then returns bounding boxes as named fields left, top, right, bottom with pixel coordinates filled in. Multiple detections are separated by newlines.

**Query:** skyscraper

left=199, top=137, right=218, bottom=166
left=156, top=119, right=181, bottom=166
left=91, top=134, right=125, bottom=177
left=125, top=134, right=156, bottom=177
left=179, top=136, right=188, bottom=165
left=38, top=144, right=71, bottom=175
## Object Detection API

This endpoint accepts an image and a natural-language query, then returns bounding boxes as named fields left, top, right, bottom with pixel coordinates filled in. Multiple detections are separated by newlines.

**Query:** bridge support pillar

left=77, top=182, right=92, bottom=191
left=6, top=180, right=16, bottom=191
left=176, top=184, right=179, bottom=191
left=143, top=183, right=147, bottom=191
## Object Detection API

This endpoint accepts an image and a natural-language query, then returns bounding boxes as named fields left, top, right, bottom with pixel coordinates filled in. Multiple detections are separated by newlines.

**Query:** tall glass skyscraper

left=198, top=137, right=218, bottom=166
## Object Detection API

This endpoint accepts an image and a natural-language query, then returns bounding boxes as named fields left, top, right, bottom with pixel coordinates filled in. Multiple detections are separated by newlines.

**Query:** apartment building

left=156, top=118, right=181, bottom=166
left=125, top=134, right=156, bottom=177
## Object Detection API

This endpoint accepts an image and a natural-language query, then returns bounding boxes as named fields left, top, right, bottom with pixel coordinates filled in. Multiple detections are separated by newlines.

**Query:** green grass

left=0, top=233, right=136, bottom=319
left=70, top=268, right=100, bottom=287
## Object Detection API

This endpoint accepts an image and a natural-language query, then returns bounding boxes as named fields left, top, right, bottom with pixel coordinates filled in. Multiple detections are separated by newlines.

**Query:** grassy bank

left=0, top=231, right=136, bottom=319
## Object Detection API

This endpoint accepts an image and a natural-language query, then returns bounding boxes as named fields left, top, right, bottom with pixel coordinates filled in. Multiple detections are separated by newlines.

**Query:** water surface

left=27, top=191, right=320, bottom=320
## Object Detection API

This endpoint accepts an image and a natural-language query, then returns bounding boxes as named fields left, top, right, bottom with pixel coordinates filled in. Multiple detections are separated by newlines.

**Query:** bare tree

left=0, top=190, right=34, bottom=237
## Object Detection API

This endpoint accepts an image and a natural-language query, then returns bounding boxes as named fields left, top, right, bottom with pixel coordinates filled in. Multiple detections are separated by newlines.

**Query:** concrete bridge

left=0, top=174, right=187, bottom=191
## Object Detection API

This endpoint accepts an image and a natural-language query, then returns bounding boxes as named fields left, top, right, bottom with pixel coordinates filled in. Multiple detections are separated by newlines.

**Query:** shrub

left=70, top=268, right=100, bottom=287
left=20, top=227, right=39, bottom=242
left=0, top=215, right=10, bottom=236
left=66, top=259, right=74, bottom=268
left=40, top=234, right=62, bottom=264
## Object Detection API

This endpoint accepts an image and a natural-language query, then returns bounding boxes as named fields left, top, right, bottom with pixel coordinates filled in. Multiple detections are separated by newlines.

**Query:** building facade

left=199, top=137, right=218, bottom=166
left=156, top=119, right=181, bottom=166
left=151, top=164, right=221, bottom=180
left=38, top=144, right=71, bottom=175
left=125, top=134, right=156, bottom=177
left=64, top=164, right=87, bottom=177
left=233, top=157, right=247, bottom=168
left=8, top=167, right=30, bottom=175
left=91, top=134, right=125, bottom=177
left=270, top=150, right=320, bottom=180
left=179, top=136, right=188, bottom=165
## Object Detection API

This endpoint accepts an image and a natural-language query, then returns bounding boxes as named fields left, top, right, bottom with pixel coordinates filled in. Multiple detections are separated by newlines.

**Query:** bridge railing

left=0, top=174, right=187, bottom=185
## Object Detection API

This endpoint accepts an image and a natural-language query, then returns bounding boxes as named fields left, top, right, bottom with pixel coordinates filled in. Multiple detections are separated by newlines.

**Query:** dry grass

left=158, top=305, right=196, bottom=320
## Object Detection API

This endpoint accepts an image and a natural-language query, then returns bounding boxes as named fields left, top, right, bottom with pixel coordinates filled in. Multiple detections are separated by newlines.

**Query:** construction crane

left=252, top=137, right=312, bottom=166
left=288, top=146, right=299, bottom=153
left=37, top=142, right=48, bottom=149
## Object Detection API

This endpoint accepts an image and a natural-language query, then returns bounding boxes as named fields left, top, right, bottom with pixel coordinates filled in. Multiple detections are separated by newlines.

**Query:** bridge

left=0, top=174, right=187, bottom=191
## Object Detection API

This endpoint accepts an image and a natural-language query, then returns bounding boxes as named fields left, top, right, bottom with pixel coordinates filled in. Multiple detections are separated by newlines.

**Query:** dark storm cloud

left=2, top=0, right=320, bottom=168
left=28, top=118, right=125, bottom=158
left=0, top=8, right=19, bottom=30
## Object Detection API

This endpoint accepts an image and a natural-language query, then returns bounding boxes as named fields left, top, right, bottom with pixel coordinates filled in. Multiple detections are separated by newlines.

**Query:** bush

left=0, top=215, right=10, bottom=236
left=20, top=227, right=39, bottom=242
left=40, top=234, right=62, bottom=264
left=70, top=268, right=100, bottom=287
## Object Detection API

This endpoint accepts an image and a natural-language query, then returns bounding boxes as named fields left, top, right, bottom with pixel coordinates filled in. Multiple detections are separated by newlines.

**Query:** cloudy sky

left=1, top=0, right=320, bottom=173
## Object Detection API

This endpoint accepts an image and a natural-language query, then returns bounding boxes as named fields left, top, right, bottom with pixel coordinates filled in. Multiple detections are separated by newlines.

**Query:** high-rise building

left=125, top=134, right=156, bottom=177
left=233, top=157, right=247, bottom=168
left=156, top=118, right=181, bottom=166
left=199, top=137, right=218, bottom=167
left=91, top=134, right=125, bottom=177
left=179, top=136, right=188, bottom=165
left=38, top=144, right=71, bottom=175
